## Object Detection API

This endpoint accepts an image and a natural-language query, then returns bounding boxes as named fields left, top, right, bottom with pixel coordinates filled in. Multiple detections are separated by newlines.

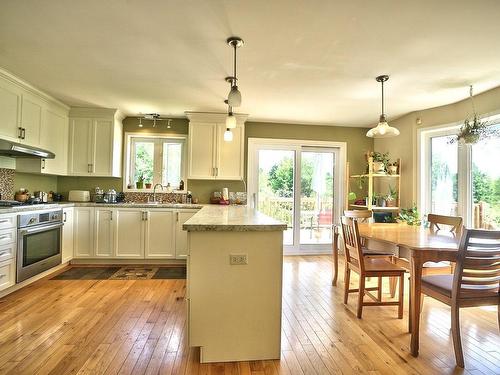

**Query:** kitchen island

left=183, top=205, right=287, bottom=363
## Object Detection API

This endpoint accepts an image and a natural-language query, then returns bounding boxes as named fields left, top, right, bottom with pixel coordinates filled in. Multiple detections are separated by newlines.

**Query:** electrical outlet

left=229, top=254, right=248, bottom=265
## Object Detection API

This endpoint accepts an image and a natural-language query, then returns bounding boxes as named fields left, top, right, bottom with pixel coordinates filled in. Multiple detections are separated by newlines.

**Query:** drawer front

left=0, top=260, right=15, bottom=291
left=0, top=214, right=16, bottom=230
left=0, top=228, right=16, bottom=246
left=0, top=243, right=15, bottom=262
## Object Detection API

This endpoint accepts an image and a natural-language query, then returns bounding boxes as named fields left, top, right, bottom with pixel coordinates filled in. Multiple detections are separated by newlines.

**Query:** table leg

left=332, top=227, right=339, bottom=286
left=410, top=253, right=423, bottom=357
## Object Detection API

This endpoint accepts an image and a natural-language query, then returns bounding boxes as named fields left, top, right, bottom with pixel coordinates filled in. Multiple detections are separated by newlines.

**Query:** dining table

left=331, top=222, right=459, bottom=357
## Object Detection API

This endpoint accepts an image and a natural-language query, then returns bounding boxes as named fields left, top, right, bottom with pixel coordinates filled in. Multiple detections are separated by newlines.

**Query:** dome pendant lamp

left=366, top=75, right=400, bottom=138
left=226, top=37, right=244, bottom=107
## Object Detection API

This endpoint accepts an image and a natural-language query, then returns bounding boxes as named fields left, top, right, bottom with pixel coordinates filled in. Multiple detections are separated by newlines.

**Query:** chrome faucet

left=152, top=183, right=164, bottom=203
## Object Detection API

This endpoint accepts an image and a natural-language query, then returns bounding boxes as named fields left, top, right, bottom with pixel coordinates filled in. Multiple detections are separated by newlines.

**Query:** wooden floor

left=0, top=256, right=498, bottom=375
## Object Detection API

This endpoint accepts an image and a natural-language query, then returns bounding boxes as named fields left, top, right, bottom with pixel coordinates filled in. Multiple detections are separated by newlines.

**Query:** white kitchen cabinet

left=94, top=208, right=114, bottom=257
left=145, top=210, right=175, bottom=259
left=68, top=108, right=123, bottom=177
left=186, top=112, right=247, bottom=180
left=113, top=209, right=144, bottom=258
left=0, top=259, right=15, bottom=292
left=175, top=210, right=198, bottom=259
left=0, top=76, right=22, bottom=141
left=16, top=106, right=69, bottom=175
left=73, top=207, right=95, bottom=258
left=20, top=92, right=42, bottom=147
left=62, top=208, right=74, bottom=263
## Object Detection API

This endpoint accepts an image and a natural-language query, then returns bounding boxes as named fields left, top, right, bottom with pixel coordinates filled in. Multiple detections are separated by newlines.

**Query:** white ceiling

left=1, top=0, right=500, bottom=126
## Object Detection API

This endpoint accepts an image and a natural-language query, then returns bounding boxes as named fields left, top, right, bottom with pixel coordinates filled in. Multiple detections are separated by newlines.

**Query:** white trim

left=185, top=111, right=248, bottom=124
left=247, top=138, right=346, bottom=255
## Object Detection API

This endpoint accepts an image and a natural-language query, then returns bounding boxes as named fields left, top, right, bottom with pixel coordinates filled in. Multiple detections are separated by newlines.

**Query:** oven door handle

left=19, top=222, right=64, bottom=236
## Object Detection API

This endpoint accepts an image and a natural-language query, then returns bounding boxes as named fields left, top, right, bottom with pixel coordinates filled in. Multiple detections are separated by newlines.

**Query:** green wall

left=14, top=118, right=373, bottom=203
left=14, top=172, right=58, bottom=194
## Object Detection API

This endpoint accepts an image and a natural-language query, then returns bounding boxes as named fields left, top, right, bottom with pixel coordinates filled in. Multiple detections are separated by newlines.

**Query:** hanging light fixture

left=366, top=75, right=400, bottom=138
left=225, top=98, right=237, bottom=129
left=167, top=119, right=172, bottom=129
left=223, top=128, right=233, bottom=142
left=138, top=117, right=143, bottom=128
left=226, top=37, right=244, bottom=107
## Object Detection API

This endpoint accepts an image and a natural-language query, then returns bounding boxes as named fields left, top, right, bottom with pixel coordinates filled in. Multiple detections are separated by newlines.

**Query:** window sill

left=124, top=189, right=187, bottom=194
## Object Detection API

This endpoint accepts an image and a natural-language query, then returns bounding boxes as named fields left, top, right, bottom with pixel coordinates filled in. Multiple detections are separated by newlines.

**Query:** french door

left=248, top=138, right=346, bottom=254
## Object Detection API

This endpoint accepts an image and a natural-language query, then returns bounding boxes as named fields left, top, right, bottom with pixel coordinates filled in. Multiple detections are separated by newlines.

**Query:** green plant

left=386, top=185, right=398, bottom=201
left=137, top=174, right=145, bottom=183
left=370, top=151, right=390, bottom=166
left=348, top=192, right=357, bottom=201
left=398, top=205, right=421, bottom=226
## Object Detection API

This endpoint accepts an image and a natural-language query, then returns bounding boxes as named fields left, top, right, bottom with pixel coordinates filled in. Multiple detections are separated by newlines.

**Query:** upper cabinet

left=186, top=112, right=247, bottom=180
left=68, top=108, right=123, bottom=177
left=0, top=76, right=22, bottom=141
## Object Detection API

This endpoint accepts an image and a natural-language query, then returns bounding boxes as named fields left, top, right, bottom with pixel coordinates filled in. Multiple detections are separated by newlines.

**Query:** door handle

left=18, top=127, right=23, bottom=139
left=176, top=212, right=179, bottom=222
left=0, top=274, right=6, bottom=278
left=41, top=159, right=46, bottom=170
left=110, top=211, right=113, bottom=221
left=63, top=212, right=67, bottom=222
left=0, top=235, right=10, bottom=241
left=0, top=219, right=9, bottom=224
left=0, top=251, right=7, bottom=256
left=21, top=128, right=26, bottom=139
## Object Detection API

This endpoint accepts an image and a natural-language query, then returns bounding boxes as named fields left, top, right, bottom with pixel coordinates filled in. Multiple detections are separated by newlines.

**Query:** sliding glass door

left=248, top=139, right=345, bottom=254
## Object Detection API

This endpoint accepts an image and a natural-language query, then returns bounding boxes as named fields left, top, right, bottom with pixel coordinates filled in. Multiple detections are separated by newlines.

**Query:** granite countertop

left=183, top=205, right=287, bottom=232
left=0, top=202, right=203, bottom=214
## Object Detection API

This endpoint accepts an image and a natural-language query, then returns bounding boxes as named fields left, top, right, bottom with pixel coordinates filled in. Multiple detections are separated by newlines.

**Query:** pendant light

left=226, top=37, right=244, bottom=107
left=366, top=75, right=400, bottom=138
left=138, top=117, right=143, bottom=128
left=223, top=128, right=233, bottom=142
left=225, top=97, right=237, bottom=129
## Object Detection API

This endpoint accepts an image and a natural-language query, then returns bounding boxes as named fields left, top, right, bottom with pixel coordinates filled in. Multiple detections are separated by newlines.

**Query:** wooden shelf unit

left=346, top=157, right=401, bottom=213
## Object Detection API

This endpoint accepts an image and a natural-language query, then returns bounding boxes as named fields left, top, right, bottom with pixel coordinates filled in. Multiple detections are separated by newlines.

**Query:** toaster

left=68, top=190, right=91, bottom=202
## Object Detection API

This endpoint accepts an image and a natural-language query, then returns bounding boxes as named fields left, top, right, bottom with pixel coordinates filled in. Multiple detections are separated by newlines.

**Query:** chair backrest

left=344, top=210, right=372, bottom=223
left=340, top=216, right=365, bottom=272
left=452, top=228, right=500, bottom=300
left=428, top=214, right=463, bottom=236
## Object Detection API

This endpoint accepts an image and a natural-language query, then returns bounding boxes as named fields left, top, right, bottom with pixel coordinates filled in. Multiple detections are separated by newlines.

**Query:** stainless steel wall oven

left=17, top=209, right=63, bottom=282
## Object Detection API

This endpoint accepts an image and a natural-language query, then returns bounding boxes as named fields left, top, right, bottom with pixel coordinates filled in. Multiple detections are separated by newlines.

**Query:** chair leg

left=389, top=277, right=397, bottom=298
left=398, top=274, right=404, bottom=319
left=343, top=266, right=351, bottom=304
left=451, top=303, right=465, bottom=368
left=357, top=276, right=365, bottom=319
left=377, top=277, right=382, bottom=302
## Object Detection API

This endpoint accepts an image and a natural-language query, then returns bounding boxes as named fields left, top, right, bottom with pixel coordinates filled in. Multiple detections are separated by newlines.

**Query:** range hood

left=0, top=139, right=55, bottom=159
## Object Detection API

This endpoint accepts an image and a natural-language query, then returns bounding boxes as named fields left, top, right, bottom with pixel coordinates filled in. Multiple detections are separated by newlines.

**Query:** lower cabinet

left=62, top=208, right=74, bottom=263
left=145, top=210, right=175, bottom=259
left=175, top=210, right=198, bottom=259
left=113, top=209, right=145, bottom=259
left=94, top=208, right=114, bottom=258
left=73, top=207, right=199, bottom=260
left=74, top=207, right=95, bottom=258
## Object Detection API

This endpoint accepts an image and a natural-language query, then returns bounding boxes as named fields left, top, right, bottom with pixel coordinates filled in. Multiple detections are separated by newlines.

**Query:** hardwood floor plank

left=0, top=257, right=497, bottom=375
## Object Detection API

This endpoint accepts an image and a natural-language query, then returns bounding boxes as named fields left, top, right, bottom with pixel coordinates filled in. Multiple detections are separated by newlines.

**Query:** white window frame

left=123, top=132, right=187, bottom=193
left=247, top=138, right=346, bottom=255
left=418, top=112, right=500, bottom=227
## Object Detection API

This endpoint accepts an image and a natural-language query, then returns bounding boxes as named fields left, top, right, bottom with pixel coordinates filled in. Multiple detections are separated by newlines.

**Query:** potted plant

left=385, top=185, right=398, bottom=207
left=397, top=205, right=421, bottom=226
left=387, top=161, right=399, bottom=175
left=136, top=175, right=144, bottom=189
left=369, top=151, right=389, bottom=173
left=145, top=181, right=152, bottom=189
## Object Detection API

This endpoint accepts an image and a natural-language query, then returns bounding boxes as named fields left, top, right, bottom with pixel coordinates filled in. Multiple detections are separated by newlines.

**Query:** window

left=125, top=134, right=186, bottom=191
left=420, top=119, right=500, bottom=229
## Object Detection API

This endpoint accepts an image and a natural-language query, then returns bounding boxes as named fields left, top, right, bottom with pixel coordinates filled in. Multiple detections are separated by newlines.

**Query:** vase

left=372, top=161, right=385, bottom=173
left=387, top=166, right=398, bottom=175
left=136, top=182, right=143, bottom=189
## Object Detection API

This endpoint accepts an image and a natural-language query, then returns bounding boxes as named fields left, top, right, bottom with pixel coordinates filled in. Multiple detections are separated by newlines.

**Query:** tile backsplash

left=123, top=192, right=186, bottom=203
left=0, top=168, right=14, bottom=200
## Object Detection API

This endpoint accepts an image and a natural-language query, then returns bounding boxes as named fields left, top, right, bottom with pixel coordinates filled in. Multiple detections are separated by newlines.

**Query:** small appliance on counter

left=104, top=189, right=117, bottom=203
left=93, top=187, right=105, bottom=203
left=34, top=191, right=48, bottom=203
left=68, top=190, right=91, bottom=202
left=51, top=192, right=64, bottom=202
left=14, top=188, right=30, bottom=203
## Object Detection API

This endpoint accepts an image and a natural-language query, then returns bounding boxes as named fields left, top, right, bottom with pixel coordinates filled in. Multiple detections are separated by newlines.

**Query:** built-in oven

left=17, top=209, right=63, bottom=283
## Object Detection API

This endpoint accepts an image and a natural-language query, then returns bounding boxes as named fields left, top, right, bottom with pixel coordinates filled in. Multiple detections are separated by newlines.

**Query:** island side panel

left=187, top=230, right=283, bottom=363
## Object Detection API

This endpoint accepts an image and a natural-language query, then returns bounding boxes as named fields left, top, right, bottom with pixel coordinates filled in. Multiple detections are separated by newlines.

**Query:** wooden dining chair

left=420, top=228, right=500, bottom=368
left=340, top=216, right=406, bottom=318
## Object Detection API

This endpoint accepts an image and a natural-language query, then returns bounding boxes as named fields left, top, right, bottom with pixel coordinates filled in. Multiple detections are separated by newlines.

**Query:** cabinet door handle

left=216, top=167, right=219, bottom=177
left=91, top=163, right=94, bottom=173
left=63, top=212, right=67, bottom=222
left=0, top=235, right=10, bottom=241
left=0, top=251, right=7, bottom=256
left=110, top=211, right=113, bottom=221
left=41, top=159, right=46, bottom=169
left=88, top=164, right=92, bottom=173
left=21, top=128, right=26, bottom=139
left=176, top=212, right=179, bottom=222
left=18, top=127, right=23, bottom=139
left=0, top=274, right=6, bottom=278
left=0, top=219, right=9, bottom=224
